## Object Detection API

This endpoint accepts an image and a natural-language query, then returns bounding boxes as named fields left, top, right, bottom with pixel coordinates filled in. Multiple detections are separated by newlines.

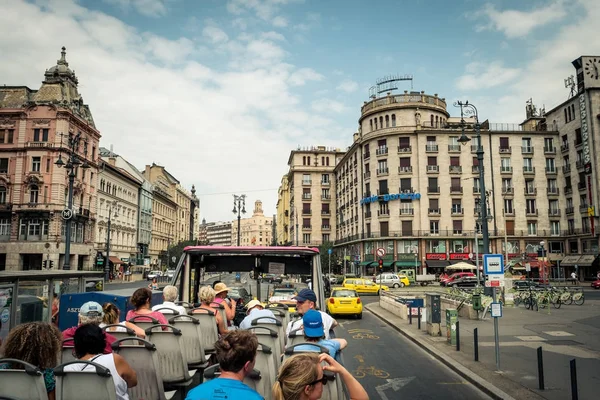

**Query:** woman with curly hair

left=0, top=322, right=63, bottom=400
left=192, top=286, right=228, bottom=335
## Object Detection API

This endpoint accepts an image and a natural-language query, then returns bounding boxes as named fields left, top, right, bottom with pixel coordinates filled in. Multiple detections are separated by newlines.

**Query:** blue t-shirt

left=295, top=339, right=341, bottom=359
left=186, top=377, right=264, bottom=400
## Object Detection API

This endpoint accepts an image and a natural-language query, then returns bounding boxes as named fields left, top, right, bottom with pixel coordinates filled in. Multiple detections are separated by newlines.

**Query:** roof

left=183, top=245, right=319, bottom=256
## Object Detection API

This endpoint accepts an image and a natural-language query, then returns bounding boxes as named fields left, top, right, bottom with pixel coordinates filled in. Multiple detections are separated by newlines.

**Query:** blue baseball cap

left=79, top=301, right=104, bottom=317
left=302, top=309, right=324, bottom=338
left=293, top=288, right=317, bottom=303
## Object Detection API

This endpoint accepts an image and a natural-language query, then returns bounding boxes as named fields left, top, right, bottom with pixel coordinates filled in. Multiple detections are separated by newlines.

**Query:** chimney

left=108, top=144, right=116, bottom=166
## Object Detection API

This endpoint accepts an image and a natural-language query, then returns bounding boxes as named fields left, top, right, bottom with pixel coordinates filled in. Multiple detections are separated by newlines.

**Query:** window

left=378, top=180, right=388, bottom=195
left=303, top=218, right=311, bottom=229
left=473, top=178, right=480, bottom=192
left=526, top=199, right=536, bottom=214
left=399, top=157, right=411, bottom=168
left=0, top=158, right=7, bottom=174
left=544, top=138, right=554, bottom=151
left=0, top=187, right=6, bottom=204
left=452, top=220, right=462, bottom=234
left=385, top=115, right=389, bottom=128
left=523, top=158, right=533, bottom=172
left=302, top=174, right=311, bottom=185
left=401, top=220, right=412, bottom=235
left=29, top=185, right=39, bottom=203
left=451, top=199, right=462, bottom=214
left=398, top=137, right=410, bottom=149
left=400, top=178, right=411, bottom=192
left=19, top=218, right=49, bottom=240
left=380, top=221, right=389, bottom=236
left=500, top=158, right=511, bottom=171
left=499, top=137, right=509, bottom=150
left=502, top=178, right=512, bottom=192
left=527, top=222, right=537, bottom=235
left=32, top=157, right=41, bottom=172
left=391, top=114, right=396, bottom=127
left=430, top=220, right=439, bottom=234
left=0, top=218, right=9, bottom=237
left=548, top=179, right=557, bottom=191
left=546, top=158, right=555, bottom=172
left=504, top=199, right=513, bottom=213
left=302, top=156, right=306, bottom=165
left=370, top=120, right=373, bottom=131
left=302, top=233, right=311, bottom=244
left=427, top=156, right=437, bottom=166
left=575, top=128, right=582, bottom=145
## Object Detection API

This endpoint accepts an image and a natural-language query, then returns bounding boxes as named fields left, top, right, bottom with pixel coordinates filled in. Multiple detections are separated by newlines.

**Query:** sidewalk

left=366, top=299, right=600, bottom=400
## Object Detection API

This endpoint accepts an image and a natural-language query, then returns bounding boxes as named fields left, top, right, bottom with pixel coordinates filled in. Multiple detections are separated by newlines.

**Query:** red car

left=441, top=272, right=475, bottom=286
left=591, top=280, right=600, bottom=289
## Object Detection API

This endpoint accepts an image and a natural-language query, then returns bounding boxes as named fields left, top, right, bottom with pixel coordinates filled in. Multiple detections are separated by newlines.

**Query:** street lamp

left=55, top=132, right=90, bottom=270
left=104, top=201, right=119, bottom=281
left=540, top=240, right=546, bottom=283
left=232, top=194, right=246, bottom=246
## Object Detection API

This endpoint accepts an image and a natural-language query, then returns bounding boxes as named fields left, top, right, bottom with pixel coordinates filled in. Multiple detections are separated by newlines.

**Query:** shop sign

left=449, top=253, right=470, bottom=260
left=397, top=254, right=418, bottom=261
left=426, top=253, right=447, bottom=260
left=360, top=192, right=421, bottom=205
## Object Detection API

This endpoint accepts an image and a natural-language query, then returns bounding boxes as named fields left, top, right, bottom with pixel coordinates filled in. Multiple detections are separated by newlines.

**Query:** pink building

left=0, top=47, right=100, bottom=270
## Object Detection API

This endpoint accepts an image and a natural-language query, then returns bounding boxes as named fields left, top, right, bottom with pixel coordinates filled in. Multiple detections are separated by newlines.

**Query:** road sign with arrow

left=375, top=377, right=415, bottom=400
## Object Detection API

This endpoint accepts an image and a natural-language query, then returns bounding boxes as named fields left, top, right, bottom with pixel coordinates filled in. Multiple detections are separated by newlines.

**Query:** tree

left=162, top=239, right=210, bottom=270
left=318, top=242, right=341, bottom=276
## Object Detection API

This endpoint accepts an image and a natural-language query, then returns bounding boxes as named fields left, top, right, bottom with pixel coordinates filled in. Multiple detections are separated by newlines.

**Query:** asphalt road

left=334, top=296, right=490, bottom=400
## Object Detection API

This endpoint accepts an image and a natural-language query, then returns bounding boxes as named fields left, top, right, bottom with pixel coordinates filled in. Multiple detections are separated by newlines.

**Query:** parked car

left=342, top=278, right=389, bottom=295
left=147, top=270, right=162, bottom=280
left=440, top=272, right=475, bottom=286
left=512, top=280, right=542, bottom=290
left=260, top=273, right=283, bottom=284
left=166, top=269, right=175, bottom=279
left=327, top=289, right=362, bottom=319
left=591, top=279, right=600, bottom=289
left=448, top=276, right=479, bottom=288
left=375, top=273, right=410, bottom=288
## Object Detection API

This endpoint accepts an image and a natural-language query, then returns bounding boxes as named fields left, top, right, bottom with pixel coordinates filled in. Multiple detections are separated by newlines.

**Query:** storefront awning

left=394, top=261, right=419, bottom=268
left=426, top=260, right=449, bottom=268
left=559, top=255, right=581, bottom=267
left=576, top=255, right=597, bottom=267
left=109, top=256, right=126, bottom=265
left=359, top=261, right=375, bottom=267
left=449, top=260, right=474, bottom=265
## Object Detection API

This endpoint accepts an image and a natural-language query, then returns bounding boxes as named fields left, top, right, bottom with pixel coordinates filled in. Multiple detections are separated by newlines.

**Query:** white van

left=375, top=273, right=405, bottom=288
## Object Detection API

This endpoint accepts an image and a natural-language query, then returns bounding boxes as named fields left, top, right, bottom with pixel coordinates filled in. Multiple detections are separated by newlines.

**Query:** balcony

left=472, top=165, right=480, bottom=174
left=524, top=188, right=537, bottom=195
left=365, top=211, right=372, bottom=219
left=450, top=186, right=463, bottom=193
left=578, top=182, right=587, bottom=191
left=363, top=171, right=371, bottom=179
left=376, top=167, right=389, bottom=176
left=0, top=203, right=12, bottom=211
left=548, top=209, right=561, bottom=217
left=575, top=140, right=583, bottom=148
left=302, top=180, right=312, bottom=186
left=427, top=186, right=440, bottom=194
left=321, top=180, right=330, bottom=186
left=397, top=146, right=412, bottom=154
left=428, top=208, right=441, bottom=215
left=471, top=145, right=482, bottom=153
left=427, top=165, right=439, bottom=173
left=561, top=143, right=569, bottom=152
left=376, top=147, right=388, bottom=156
left=302, top=225, right=312, bottom=230
left=426, top=144, right=438, bottom=152
left=398, top=166, right=413, bottom=174
left=500, top=166, right=513, bottom=174
left=451, top=207, right=464, bottom=216
left=364, top=152, right=370, bottom=160
left=502, top=187, right=514, bottom=195
left=449, top=166, right=462, bottom=174
left=521, top=146, right=534, bottom=154
left=302, top=194, right=312, bottom=200
left=400, top=208, right=414, bottom=215
left=544, top=146, right=556, bottom=154
left=526, top=209, right=538, bottom=216
left=576, top=160, right=585, bottom=170
left=566, top=206, right=574, bottom=215
left=321, top=195, right=331, bottom=201
left=523, top=166, right=535, bottom=174
left=321, top=210, right=331, bottom=215
left=321, top=225, right=331, bottom=231
left=499, top=147, right=511, bottom=154
left=545, top=167, right=557, bottom=175
left=399, top=187, right=414, bottom=194
left=302, top=209, right=312, bottom=215
left=377, top=210, right=390, bottom=217
left=562, top=165, right=571, bottom=174
left=565, top=186, right=573, bottom=194
left=503, top=209, right=515, bottom=217
left=448, top=144, right=461, bottom=152
left=77, top=207, right=90, bottom=217
left=547, top=187, right=560, bottom=196
left=473, top=187, right=481, bottom=194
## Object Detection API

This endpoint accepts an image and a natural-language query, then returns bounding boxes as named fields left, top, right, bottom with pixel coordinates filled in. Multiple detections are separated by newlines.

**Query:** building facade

left=96, top=155, right=141, bottom=270
left=276, top=175, right=291, bottom=245
left=231, top=200, right=273, bottom=246
left=175, top=184, right=193, bottom=244
left=284, top=146, right=343, bottom=246
left=0, top=47, right=100, bottom=270
left=204, top=221, right=232, bottom=246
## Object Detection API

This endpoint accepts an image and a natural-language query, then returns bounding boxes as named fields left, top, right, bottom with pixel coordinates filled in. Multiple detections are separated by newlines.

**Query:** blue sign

left=328, top=249, right=332, bottom=255
left=360, top=192, right=421, bottom=205
left=483, top=254, right=504, bottom=275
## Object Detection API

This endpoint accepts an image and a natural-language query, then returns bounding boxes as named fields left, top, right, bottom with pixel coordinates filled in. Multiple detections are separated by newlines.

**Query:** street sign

left=483, top=254, right=504, bottom=275
left=376, top=248, right=386, bottom=257
left=328, top=248, right=332, bottom=255
left=525, top=263, right=531, bottom=272
left=490, top=302, right=502, bottom=318
left=485, top=275, right=505, bottom=287
left=61, top=208, right=73, bottom=220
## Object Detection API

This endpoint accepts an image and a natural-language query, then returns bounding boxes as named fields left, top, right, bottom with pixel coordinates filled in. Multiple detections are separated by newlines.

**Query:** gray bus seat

left=246, top=326, right=282, bottom=369
left=127, top=315, right=163, bottom=332
left=287, top=328, right=305, bottom=347
left=111, top=338, right=176, bottom=400
left=0, top=358, right=49, bottom=400
left=203, top=364, right=262, bottom=395
left=54, top=360, right=117, bottom=400
left=250, top=316, right=284, bottom=352
left=282, top=344, right=340, bottom=400
left=168, top=315, right=209, bottom=368
left=153, top=307, right=180, bottom=316
left=253, top=342, right=277, bottom=400
left=144, top=324, right=196, bottom=387
left=175, top=301, right=194, bottom=314
left=209, top=302, right=227, bottom=327
left=101, top=325, right=139, bottom=343
left=190, top=309, right=219, bottom=354
left=61, top=338, right=77, bottom=364
left=266, top=307, right=289, bottom=337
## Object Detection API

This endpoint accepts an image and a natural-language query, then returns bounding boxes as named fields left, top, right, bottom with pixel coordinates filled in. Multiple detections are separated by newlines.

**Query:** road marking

left=348, top=329, right=372, bottom=333
left=437, top=381, right=469, bottom=385
left=543, top=331, right=574, bottom=337
left=516, top=336, right=546, bottom=341
left=352, top=355, right=390, bottom=379
left=375, top=377, right=415, bottom=399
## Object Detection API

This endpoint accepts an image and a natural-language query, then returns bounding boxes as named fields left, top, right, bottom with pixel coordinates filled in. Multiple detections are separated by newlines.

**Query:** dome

left=44, top=46, right=78, bottom=84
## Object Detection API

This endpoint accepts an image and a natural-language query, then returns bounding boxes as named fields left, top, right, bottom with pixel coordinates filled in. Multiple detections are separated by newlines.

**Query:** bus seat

left=209, top=302, right=227, bottom=327
left=144, top=324, right=196, bottom=387
left=281, top=344, right=340, bottom=400
left=153, top=307, right=180, bottom=316
left=267, top=307, right=289, bottom=330
left=175, top=301, right=194, bottom=314
left=190, top=309, right=219, bottom=354
left=253, top=342, right=277, bottom=400
left=111, top=338, right=176, bottom=400
left=287, top=328, right=305, bottom=347
left=127, top=316, right=163, bottom=332
left=0, top=358, right=49, bottom=400
left=246, top=326, right=282, bottom=369
left=101, top=325, right=139, bottom=343
left=61, top=338, right=76, bottom=364
left=250, top=316, right=284, bottom=353
left=54, top=360, right=117, bottom=400
left=167, top=315, right=209, bottom=369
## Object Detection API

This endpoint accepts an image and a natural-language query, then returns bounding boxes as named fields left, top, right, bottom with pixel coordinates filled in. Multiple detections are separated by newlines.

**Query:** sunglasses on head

left=308, top=376, right=328, bottom=386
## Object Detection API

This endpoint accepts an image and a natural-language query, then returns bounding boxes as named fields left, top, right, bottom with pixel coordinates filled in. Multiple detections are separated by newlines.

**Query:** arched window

left=0, top=186, right=6, bottom=204
left=385, top=115, right=389, bottom=128
left=379, top=116, right=383, bottom=128
left=29, top=185, right=39, bottom=203
left=430, top=115, right=434, bottom=126
left=435, top=116, right=439, bottom=127
left=391, top=114, right=396, bottom=127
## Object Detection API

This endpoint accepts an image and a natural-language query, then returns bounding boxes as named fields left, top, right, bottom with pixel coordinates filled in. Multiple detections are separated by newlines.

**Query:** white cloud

left=260, top=31, right=286, bottom=41
left=288, top=68, right=323, bottom=86
left=336, top=79, right=359, bottom=93
left=0, top=0, right=344, bottom=222
left=311, top=98, right=347, bottom=114
left=474, top=1, right=567, bottom=38
left=455, top=62, right=521, bottom=91
left=104, top=0, right=169, bottom=18
left=272, top=16, right=288, bottom=27
left=202, top=26, right=229, bottom=44
left=227, top=0, right=298, bottom=26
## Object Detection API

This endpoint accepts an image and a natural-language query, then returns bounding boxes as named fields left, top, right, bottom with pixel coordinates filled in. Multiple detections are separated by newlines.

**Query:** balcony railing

left=302, top=210, right=312, bottom=215
left=397, top=146, right=412, bottom=153
left=500, top=166, right=513, bottom=173
left=525, top=209, right=538, bottom=216
left=544, top=146, right=556, bottom=154
left=425, top=144, right=438, bottom=152
left=451, top=207, right=464, bottom=215
left=364, top=152, right=370, bottom=160
left=428, top=186, right=440, bottom=194
left=472, top=165, right=480, bottom=174
left=321, top=210, right=330, bottom=215
left=547, top=187, right=559, bottom=195
left=376, top=147, right=388, bottom=156
left=450, top=186, right=463, bottom=193
left=473, top=187, right=481, bottom=194
left=321, top=195, right=331, bottom=200
left=400, top=208, right=414, bottom=215
left=565, top=186, right=573, bottom=194
left=448, top=144, right=460, bottom=152
left=302, top=225, right=312, bottom=230
left=562, top=165, right=571, bottom=173
left=398, top=166, right=412, bottom=173
left=321, top=180, right=330, bottom=186
left=523, top=166, right=535, bottom=174
left=576, top=160, right=585, bottom=169
left=578, top=182, right=587, bottom=191
left=302, top=194, right=312, bottom=200
left=503, top=209, right=515, bottom=216
left=376, top=167, right=389, bottom=176
left=428, top=208, right=441, bottom=215
left=548, top=209, right=561, bottom=217
left=302, top=180, right=312, bottom=186
left=449, top=166, right=462, bottom=174
left=499, top=147, right=511, bottom=154
left=365, top=211, right=372, bottom=218
left=502, top=187, right=514, bottom=194
left=524, top=188, right=537, bottom=195
left=521, top=146, right=534, bottom=154
left=471, top=145, right=482, bottom=153
left=561, top=143, right=569, bottom=152
left=566, top=206, right=574, bottom=214
left=427, top=165, right=439, bottom=173
left=377, top=210, right=390, bottom=217
left=363, top=171, right=371, bottom=179
left=321, top=225, right=331, bottom=230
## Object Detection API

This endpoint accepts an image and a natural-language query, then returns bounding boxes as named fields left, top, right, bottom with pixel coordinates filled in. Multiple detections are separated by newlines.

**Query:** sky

left=1, top=0, right=600, bottom=223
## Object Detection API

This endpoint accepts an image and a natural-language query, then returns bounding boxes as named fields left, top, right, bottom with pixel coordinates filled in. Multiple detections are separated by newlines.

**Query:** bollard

left=417, top=307, right=421, bottom=330
left=409, top=308, right=413, bottom=325
left=474, top=328, right=479, bottom=361
left=537, top=347, right=545, bottom=390
left=570, top=359, right=578, bottom=400
left=456, top=321, right=460, bottom=351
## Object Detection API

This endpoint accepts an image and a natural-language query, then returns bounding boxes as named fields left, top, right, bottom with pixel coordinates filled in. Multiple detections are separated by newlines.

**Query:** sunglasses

left=308, top=376, right=328, bottom=386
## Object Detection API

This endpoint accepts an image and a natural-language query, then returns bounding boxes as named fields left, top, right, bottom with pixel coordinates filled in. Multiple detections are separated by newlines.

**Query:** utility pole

left=104, top=202, right=118, bottom=282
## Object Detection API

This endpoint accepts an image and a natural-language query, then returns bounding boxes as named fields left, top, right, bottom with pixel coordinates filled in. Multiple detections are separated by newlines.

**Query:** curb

left=366, top=303, right=518, bottom=400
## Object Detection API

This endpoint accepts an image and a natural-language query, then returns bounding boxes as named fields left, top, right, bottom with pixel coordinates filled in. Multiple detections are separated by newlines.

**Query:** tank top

left=64, top=354, right=129, bottom=400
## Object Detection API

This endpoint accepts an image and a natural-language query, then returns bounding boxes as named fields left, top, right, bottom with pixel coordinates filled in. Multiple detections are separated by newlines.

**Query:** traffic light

left=378, top=259, right=383, bottom=270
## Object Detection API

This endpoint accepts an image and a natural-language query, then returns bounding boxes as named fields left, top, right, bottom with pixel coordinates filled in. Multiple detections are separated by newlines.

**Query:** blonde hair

left=162, top=285, right=179, bottom=302
left=102, top=303, right=120, bottom=325
left=272, top=353, right=320, bottom=400
left=199, top=286, right=216, bottom=305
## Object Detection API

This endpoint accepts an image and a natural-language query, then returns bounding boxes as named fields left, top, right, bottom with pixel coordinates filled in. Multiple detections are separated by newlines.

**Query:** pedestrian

left=571, top=271, right=578, bottom=284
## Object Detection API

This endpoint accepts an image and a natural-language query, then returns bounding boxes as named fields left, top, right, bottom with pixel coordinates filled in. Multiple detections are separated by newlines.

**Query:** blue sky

left=1, top=0, right=599, bottom=222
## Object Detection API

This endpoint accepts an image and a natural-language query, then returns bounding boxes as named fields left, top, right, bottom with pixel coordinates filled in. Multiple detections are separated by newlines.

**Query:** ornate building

left=0, top=47, right=100, bottom=270
left=276, top=175, right=290, bottom=245
left=231, top=200, right=273, bottom=246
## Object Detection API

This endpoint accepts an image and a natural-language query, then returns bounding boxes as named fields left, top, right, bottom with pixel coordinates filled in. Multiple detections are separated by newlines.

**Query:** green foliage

left=161, top=239, right=210, bottom=270
left=318, top=242, right=342, bottom=275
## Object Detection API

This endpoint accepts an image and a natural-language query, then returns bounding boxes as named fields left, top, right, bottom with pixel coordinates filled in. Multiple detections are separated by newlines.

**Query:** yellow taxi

left=327, top=288, right=363, bottom=319
left=342, top=278, right=389, bottom=295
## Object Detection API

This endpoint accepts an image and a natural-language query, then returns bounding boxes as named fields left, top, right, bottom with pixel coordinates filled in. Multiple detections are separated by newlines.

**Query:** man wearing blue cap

left=61, top=301, right=117, bottom=354
left=286, top=288, right=337, bottom=339
left=295, top=310, right=347, bottom=359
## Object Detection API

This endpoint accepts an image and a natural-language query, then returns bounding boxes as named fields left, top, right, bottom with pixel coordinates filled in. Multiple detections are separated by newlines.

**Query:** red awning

left=108, top=256, right=126, bottom=265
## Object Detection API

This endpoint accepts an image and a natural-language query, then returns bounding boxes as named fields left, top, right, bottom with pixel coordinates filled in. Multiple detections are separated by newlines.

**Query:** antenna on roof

left=368, top=74, right=413, bottom=98
left=564, top=75, right=576, bottom=99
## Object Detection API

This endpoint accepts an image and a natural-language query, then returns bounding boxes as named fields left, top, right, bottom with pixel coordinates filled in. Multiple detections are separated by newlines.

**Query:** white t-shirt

left=286, top=310, right=335, bottom=339
left=99, top=322, right=128, bottom=332
left=64, top=354, right=129, bottom=400
left=571, top=272, right=577, bottom=279
left=152, top=301, right=187, bottom=316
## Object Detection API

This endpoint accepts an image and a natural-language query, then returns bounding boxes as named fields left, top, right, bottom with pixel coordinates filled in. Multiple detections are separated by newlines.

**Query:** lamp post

left=540, top=240, right=546, bottom=283
left=55, top=132, right=90, bottom=270
left=104, top=201, right=119, bottom=282
left=232, top=194, right=246, bottom=246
